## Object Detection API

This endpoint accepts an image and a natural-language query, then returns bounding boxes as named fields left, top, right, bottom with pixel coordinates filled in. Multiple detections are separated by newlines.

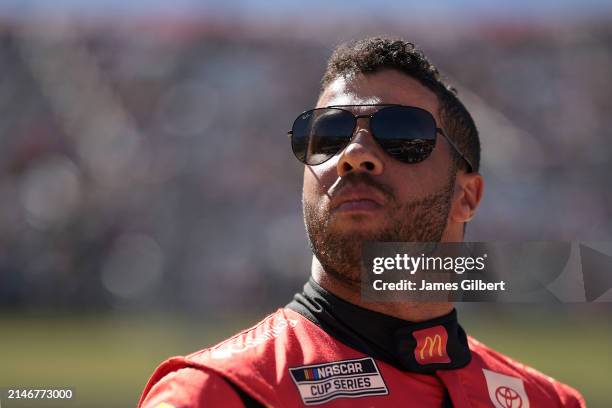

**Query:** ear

left=449, top=171, right=484, bottom=223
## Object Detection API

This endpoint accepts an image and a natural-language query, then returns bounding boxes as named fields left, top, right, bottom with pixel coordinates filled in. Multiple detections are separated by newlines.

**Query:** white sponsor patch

left=483, top=368, right=530, bottom=408
left=289, top=357, right=388, bottom=405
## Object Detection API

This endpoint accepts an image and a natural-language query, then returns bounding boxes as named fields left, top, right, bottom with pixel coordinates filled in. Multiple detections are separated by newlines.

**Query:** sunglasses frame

left=288, top=104, right=473, bottom=173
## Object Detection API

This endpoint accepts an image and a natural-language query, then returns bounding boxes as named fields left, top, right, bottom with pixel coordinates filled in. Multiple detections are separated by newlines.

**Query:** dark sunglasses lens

left=371, top=106, right=437, bottom=164
left=291, top=108, right=355, bottom=165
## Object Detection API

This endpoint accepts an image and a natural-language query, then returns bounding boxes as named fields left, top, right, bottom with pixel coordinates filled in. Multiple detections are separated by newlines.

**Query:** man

left=139, top=37, right=585, bottom=407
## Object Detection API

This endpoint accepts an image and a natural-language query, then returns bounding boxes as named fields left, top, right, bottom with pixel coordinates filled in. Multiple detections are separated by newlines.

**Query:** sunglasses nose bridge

left=351, top=114, right=373, bottom=139
left=334, top=113, right=385, bottom=176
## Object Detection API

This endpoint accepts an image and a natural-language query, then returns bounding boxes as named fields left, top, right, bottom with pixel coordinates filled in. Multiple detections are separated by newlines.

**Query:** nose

left=336, top=119, right=384, bottom=177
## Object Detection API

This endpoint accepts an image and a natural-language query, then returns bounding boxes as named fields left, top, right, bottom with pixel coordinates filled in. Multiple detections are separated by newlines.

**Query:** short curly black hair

left=322, top=37, right=480, bottom=172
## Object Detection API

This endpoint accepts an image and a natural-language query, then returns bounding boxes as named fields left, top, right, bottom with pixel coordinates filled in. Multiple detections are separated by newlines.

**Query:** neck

left=311, top=257, right=453, bottom=323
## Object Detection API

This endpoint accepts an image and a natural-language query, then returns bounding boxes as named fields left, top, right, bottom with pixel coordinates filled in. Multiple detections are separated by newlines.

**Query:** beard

left=303, top=168, right=456, bottom=288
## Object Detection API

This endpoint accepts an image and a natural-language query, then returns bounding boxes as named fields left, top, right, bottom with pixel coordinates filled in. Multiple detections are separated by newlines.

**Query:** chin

left=329, top=216, right=386, bottom=235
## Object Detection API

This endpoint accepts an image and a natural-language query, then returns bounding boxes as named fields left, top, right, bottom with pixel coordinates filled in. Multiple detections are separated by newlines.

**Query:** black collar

left=286, top=278, right=471, bottom=374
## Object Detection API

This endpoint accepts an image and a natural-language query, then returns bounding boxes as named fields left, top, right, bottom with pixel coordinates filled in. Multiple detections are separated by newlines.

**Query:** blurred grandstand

left=1, top=14, right=611, bottom=313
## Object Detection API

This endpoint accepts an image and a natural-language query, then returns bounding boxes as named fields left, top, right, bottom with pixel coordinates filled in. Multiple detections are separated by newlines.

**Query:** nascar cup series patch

left=289, top=357, right=388, bottom=405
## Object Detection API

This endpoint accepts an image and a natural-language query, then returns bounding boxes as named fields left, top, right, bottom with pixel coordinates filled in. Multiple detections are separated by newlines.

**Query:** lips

left=330, top=185, right=386, bottom=213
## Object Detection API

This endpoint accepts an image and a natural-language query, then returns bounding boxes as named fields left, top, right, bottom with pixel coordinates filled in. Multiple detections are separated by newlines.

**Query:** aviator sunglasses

left=288, top=104, right=473, bottom=172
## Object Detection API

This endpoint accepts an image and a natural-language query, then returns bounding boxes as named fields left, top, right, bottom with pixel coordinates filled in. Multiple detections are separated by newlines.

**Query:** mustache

left=328, top=172, right=395, bottom=202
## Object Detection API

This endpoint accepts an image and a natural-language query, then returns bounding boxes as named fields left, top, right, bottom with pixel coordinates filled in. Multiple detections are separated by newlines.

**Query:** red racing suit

left=138, top=308, right=585, bottom=408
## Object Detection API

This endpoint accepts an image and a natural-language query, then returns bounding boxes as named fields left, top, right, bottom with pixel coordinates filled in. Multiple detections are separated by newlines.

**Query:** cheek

left=302, top=168, right=316, bottom=204
left=385, top=158, right=450, bottom=201
left=302, top=168, right=324, bottom=210
left=302, top=162, right=337, bottom=199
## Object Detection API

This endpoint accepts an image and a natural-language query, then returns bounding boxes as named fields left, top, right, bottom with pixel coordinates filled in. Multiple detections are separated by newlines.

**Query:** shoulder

left=139, top=308, right=323, bottom=408
left=138, top=365, right=245, bottom=408
left=468, top=336, right=586, bottom=407
left=188, top=308, right=303, bottom=362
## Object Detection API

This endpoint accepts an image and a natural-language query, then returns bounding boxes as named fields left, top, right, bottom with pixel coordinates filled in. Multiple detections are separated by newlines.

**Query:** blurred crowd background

left=0, top=1, right=611, bottom=406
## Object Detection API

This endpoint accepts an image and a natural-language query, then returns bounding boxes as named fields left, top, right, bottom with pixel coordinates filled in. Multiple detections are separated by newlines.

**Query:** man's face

left=302, top=69, right=458, bottom=285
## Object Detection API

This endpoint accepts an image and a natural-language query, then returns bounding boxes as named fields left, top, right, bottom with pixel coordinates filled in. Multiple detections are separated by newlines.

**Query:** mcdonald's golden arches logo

left=420, top=334, right=443, bottom=359
left=413, top=325, right=451, bottom=364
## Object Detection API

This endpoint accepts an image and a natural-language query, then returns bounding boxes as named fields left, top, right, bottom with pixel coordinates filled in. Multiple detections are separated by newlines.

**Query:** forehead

left=317, top=69, right=440, bottom=118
